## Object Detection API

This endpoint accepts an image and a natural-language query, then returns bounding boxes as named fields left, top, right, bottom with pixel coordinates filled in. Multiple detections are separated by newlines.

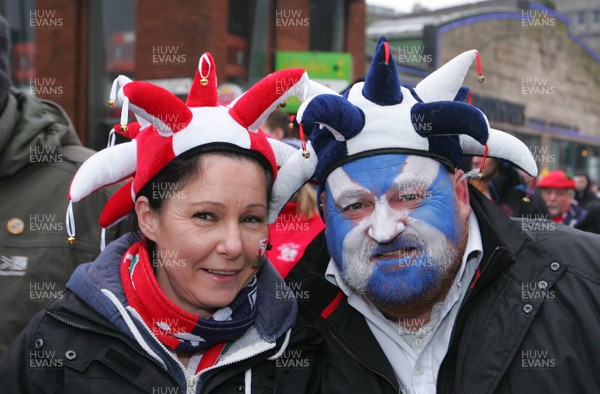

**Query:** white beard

left=338, top=216, right=462, bottom=303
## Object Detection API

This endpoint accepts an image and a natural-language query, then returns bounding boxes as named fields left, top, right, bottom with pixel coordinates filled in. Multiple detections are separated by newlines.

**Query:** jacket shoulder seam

left=563, top=265, right=600, bottom=285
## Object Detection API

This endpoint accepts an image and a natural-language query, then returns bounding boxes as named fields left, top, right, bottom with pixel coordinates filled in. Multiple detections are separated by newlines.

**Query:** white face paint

left=324, top=154, right=465, bottom=305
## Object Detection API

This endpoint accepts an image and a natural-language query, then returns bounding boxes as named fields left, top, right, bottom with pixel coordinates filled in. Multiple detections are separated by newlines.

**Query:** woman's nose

left=215, top=222, right=243, bottom=259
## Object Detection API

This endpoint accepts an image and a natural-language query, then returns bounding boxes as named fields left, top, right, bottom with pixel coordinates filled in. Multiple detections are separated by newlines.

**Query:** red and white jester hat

left=66, top=52, right=321, bottom=246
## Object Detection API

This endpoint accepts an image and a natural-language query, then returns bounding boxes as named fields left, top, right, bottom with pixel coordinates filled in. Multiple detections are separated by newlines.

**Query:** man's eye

left=343, top=202, right=365, bottom=212
left=400, top=192, right=425, bottom=202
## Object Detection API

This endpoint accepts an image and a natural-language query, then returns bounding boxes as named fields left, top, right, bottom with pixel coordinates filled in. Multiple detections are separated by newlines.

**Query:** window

left=88, top=0, right=136, bottom=149
left=3, top=0, right=38, bottom=90
left=594, top=10, right=600, bottom=23
left=228, top=0, right=254, bottom=37
left=310, top=0, right=346, bottom=52
left=578, top=11, right=585, bottom=24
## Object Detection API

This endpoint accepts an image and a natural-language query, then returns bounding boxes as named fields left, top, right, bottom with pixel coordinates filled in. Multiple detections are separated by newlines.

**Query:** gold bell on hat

left=120, top=124, right=128, bottom=134
left=200, top=77, right=208, bottom=86
left=67, top=236, right=76, bottom=245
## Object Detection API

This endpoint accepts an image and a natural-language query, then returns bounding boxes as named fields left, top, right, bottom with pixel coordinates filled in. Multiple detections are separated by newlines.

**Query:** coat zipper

left=196, top=335, right=279, bottom=393
left=329, top=331, right=399, bottom=392
left=445, top=246, right=502, bottom=350
left=126, top=307, right=200, bottom=393
left=436, top=246, right=503, bottom=393
left=46, top=310, right=169, bottom=373
left=127, top=307, right=278, bottom=394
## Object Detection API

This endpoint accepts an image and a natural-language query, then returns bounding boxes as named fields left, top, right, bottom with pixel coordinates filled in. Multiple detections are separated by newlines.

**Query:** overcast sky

left=365, top=0, right=489, bottom=13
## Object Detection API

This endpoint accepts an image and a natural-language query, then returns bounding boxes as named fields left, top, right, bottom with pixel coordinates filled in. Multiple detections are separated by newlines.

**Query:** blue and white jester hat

left=266, top=37, right=538, bottom=221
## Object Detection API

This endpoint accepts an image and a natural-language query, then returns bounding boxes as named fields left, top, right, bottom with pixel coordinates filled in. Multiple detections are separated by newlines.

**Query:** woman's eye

left=193, top=212, right=216, bottom=221
left=242, top=216, right=264, bottom=224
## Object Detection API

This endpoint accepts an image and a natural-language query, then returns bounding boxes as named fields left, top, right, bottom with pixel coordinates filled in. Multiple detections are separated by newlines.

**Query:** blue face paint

left=408, top=166, right=461, bottom=244
left=324, top=154, right=464, bottom=304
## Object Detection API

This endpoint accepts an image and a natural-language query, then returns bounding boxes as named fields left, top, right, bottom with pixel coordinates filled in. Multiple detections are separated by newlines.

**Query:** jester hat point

left=292, top=36, right=537, bottom=191
left=67, top=52, right=315, bottom=243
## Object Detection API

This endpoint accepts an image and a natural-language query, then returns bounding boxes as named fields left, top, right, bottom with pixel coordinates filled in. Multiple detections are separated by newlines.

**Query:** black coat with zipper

left=284, top=186, right=600, bottom=393
left=0, top=233, right=324, bottom=394
left=0, top=290, right=323, bottom=394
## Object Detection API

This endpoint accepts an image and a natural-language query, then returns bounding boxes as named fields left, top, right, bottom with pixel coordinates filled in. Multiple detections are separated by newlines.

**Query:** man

left=0, top=16, right=125, bottom=354
left=275, top=37, right=600, bottom=392
left=469, top=156, right=548, bottom=218
left=538, top=169, right=587, bottom=226
left=260, top=108, right=291, bottom=140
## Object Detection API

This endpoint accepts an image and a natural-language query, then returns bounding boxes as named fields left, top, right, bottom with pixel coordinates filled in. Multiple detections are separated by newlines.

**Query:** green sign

left=275, top=51, right=353, bottom=113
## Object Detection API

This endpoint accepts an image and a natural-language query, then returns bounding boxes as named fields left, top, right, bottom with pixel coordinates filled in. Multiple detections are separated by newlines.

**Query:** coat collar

left=438, top=185, right=568, bottom=392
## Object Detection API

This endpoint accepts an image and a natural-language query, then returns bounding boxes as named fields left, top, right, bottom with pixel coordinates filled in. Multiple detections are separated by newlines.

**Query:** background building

left=367, top=0, right=600, bottom=179
left=2, top=0, right=366, bottom=149
left=554, top=0, right=600, bottom=55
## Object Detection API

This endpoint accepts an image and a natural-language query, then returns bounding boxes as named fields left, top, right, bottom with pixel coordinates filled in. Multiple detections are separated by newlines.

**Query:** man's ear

left=453, top=169, right=472, bottom=220
left=135, top=196, right=159, bottom=242
left=320, top=191, right=327, bottom=222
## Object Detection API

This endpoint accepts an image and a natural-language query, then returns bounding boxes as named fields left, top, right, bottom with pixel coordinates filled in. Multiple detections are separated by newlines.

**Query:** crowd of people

left=468, top=157, right=600, bottom=233
left=1, top=16, right=599, bottom=393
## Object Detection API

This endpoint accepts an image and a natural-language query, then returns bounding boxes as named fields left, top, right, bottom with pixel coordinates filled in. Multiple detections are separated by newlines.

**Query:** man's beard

left=547, top=205, right=560, bottom=217
left=337, top=217, right=467, bottom=317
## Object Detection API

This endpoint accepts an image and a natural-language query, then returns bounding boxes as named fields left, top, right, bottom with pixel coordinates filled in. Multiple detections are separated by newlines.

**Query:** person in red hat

left=538, top=169, right=588, bottom=226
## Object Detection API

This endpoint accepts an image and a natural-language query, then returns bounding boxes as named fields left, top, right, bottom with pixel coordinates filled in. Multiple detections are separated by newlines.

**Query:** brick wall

left=35, top=0, right=89, bottom=144
left=135, top=0, right=229, bottom=80
left=346, top=0, right=366, bottom=80
left=273, top=0, right=311, bottom=51
left=31, top=0, right=366, bottom=144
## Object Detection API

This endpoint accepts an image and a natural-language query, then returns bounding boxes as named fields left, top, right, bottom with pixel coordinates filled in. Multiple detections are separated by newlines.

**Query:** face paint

left=251, top=238, right=270, bottom=269
left=324, top=154, right=466, bottom=306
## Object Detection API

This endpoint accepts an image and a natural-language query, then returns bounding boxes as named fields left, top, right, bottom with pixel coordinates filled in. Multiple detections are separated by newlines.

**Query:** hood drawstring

left=100, top=288, right=167, bottom=369
left=268, top=328, right=292, bottom=361
left=244, top=368, right=252, bottom=394
left=100, top=228, right=106, bottom=251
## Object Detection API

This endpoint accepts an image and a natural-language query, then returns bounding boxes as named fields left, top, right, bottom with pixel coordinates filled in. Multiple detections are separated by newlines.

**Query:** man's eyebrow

left=335, top=188, right=371, bottom=204
left=387, top=173, right=429, bottom=190
left=327, top=167, right=369, bottom=200
left=392, top=156, right=439, bottom=188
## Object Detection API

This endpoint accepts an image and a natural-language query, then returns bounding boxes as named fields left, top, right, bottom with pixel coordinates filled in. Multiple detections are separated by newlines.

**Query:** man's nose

left=367, top=202, right=406, bottom=244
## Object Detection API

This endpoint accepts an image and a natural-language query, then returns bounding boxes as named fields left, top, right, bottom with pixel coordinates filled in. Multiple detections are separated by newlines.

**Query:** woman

left=0, top=53, right=321, bottom=393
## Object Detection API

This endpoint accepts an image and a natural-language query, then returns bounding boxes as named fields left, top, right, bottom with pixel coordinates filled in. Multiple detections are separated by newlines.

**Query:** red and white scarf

left=120, top=242, right=258, bottom=357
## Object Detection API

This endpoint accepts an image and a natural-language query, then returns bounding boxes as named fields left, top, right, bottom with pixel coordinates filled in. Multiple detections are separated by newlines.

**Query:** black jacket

left=0, top=233, right=322, bottom=393
left=489, top=166, right=548, bottom=219
left=284, top=186, right=600, bottom=393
